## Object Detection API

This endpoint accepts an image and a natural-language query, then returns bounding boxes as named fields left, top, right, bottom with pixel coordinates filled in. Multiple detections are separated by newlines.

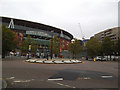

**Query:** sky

left=0, top=0, right=119, bottom=39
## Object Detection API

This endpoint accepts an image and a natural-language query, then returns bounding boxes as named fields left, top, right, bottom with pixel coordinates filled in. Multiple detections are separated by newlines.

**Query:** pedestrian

left=47, top=54, right=48, bottom=60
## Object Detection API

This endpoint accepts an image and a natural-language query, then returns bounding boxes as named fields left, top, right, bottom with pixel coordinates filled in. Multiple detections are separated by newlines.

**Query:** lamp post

left=51, top=31, right=54, bottom=59
left=27, top=40, right=31, bottom=59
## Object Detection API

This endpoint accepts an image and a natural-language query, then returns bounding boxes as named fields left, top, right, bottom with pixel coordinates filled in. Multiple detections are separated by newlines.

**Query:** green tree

left=101, top=37, right=113, bottom=56
left=49, top=36, right=60, bottom=57
left=112, top=39, right=120, bottom=56
left=20, top=35, right=38, bottom=54
left=68, top=38, right=83, bottom=59
left=86, top=38, right=100, bottom=57
left=117, top=39, right=120, bottom=55
left=1, top=24, right=18, bottom=58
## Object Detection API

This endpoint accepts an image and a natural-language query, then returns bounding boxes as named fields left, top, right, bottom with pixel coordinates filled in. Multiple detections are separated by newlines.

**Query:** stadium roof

left=2, top=17, right=73, bottom=40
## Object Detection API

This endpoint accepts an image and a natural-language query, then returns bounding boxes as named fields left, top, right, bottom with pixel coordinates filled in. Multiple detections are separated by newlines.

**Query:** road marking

left=48, top=78, right=63, bottom=81
left=101, top=76, right=113, bottom=78
left=7, top=77, right=15, bottom=79
left=84, top=77, right=91, bottom=79
left=64, top=85, right=70, bottom=87
left=0, top=78, right=9, bottom=79
left=78, top=77, right=91, bottom=80
left=73, top=87, right=76, bottom=88
left=13, top=80, right=31, bottom=83
left=13, top=81, right=21, bottom=82
left=57, top=83, right=63, bottom=86
left=56, top=83, right=76, bottom=88
left=64, top=84, right=74, bottom=88
left=31, top=79, right=35, bottom=80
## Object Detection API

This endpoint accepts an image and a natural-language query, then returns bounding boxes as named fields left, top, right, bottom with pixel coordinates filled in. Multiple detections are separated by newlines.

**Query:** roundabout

left=25, top=59, right=82, bottom=64
left=3, top=58, right=118, bottom=88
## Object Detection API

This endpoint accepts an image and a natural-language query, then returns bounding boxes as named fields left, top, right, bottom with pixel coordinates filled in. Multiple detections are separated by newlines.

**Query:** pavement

left=2, top=57, right=119, bottom=89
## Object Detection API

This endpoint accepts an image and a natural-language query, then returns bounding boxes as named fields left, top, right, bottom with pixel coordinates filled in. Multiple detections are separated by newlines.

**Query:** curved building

left=2, top=17, right=73, bottom=56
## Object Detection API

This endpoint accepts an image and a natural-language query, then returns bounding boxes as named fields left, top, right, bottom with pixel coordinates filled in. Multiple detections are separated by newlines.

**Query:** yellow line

left=0, top=78, right=8, bottom=79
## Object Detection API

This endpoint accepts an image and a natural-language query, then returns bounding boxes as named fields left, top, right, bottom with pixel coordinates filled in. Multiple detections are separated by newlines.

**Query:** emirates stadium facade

left=1, top=17, right=73, bottom=57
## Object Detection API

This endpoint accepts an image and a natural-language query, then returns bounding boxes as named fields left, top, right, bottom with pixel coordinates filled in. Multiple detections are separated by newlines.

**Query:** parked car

left=95, top=56, right=101, bottom=61
left=101, top=57, right=107, bottom=61
left=112, top=56, right=119, bottom=61
left=104, top=56, right=119, bottom=61
left=95, top=56, right=107, bottom=61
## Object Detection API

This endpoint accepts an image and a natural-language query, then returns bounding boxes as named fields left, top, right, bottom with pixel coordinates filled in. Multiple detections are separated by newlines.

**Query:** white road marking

left=78, top=77, right=91, bottom=80
left=56, top=82, right=76, bottom=88
left=13, top=81, right=21, bottom=82
left=64, top=85, right=70, bottom=87
left=101, top=76, right=113, bottom=78
left=84, top=77, right=91, bottom=79
left=57, top=83, right=63, bottom=85
left=73, top=87, right=76, bottom=88
left=48, top=78, right=63, bottom=81
left=13, top=80, right=31, bottom=83
left=64, top=84, right=74, bottom=88
left=8, top=77, right=15, bottom=79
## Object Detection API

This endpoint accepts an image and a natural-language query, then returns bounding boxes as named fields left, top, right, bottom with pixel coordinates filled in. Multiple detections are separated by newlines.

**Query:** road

left=2, top=58, right=118, bottom=88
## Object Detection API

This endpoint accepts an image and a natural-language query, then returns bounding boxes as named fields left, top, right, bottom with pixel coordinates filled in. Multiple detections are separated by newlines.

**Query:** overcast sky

left=0, top=0, right=119, bottom=39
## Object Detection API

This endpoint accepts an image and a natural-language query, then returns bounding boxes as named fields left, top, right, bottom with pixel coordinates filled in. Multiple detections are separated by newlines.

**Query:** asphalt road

left=2, top=58, right=118, bottom=88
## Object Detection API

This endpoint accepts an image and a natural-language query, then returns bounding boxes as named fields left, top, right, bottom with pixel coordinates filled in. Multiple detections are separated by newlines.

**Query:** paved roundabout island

left=25, top=59, right=82, bottom=64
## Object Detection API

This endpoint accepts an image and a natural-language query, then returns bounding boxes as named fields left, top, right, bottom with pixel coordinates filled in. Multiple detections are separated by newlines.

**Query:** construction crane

left=78, top=23, right=85, bottom=40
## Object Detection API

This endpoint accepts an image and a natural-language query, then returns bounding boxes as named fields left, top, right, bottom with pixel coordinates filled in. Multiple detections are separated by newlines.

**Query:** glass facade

left=15, top=24, right=71, bottom=40
left=23, top=37, right=50, bottom=46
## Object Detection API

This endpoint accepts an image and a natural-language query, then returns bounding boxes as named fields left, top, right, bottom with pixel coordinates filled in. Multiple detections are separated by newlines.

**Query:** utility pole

left=51, top=31, right=54, bottom=59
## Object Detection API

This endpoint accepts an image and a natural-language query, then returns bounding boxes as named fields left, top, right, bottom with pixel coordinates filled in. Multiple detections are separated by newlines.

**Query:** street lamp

left=51, top=30, right=54, bottom=59
left=27, top=39, right=31, bottom=59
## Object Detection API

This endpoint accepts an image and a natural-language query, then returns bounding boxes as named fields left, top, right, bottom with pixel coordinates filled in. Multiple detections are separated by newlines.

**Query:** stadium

left=2, top=17, right=73, bottom=58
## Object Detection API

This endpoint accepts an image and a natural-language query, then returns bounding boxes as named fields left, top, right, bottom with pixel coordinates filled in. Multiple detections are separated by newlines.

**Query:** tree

left=117, top=39, right=120, bottom=55
left=68, top=38, right=83, bottom=59
left=86, top=38, right=100, bottom=58
left=49, top=36, right=60, bottom=57
left=101, top=37, right=113, bottom=56
left=112, top=39, right=120, bottom=56
left=20, top=35, right=38, bottom=54
left=2, top=24, right=18, bottom=58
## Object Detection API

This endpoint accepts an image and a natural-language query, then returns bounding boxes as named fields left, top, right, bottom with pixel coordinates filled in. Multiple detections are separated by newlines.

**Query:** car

left=104, top=56, right=119, bottom=61
left=95, top=56, right=107, bottom=61
left=95, top=56, right=101, bottom=61
left=112, top=56, right=119, bottom=61
left=101, top=57, right=107, bottom=61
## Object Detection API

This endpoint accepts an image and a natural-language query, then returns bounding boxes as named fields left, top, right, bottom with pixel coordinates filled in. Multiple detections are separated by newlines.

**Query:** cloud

left=0, top=0, right=118, bottom=39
